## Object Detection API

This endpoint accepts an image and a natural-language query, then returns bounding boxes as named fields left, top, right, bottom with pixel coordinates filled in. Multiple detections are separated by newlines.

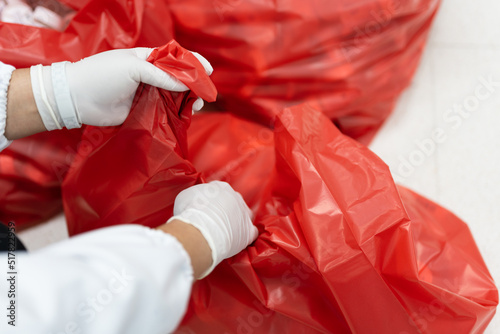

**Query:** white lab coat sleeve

left=0, top=224, right=194, bottom=334
left=0, top=61, right=15, bottom=151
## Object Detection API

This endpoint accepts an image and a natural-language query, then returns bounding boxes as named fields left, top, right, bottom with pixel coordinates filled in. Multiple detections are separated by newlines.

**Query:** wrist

left=30, top=64, right=63, bottom=131
left=5, top=68, right=46, bottom=140
left=30, top=62, right=81, bottom=131
left=156, top=219, right=213, bottom=279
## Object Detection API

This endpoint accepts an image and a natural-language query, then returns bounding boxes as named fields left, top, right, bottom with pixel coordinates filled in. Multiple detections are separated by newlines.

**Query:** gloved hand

left=168, top=181, right=259, bottom=279
left=30, top=47, right=212, bottom=130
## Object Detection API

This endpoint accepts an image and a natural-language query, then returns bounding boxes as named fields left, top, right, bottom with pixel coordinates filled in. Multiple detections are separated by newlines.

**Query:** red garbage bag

left=167, top=0, right=441, bottom=143
left=62, top=40, right=217, bottom=236
left=57, top=0, right=176, bottom=49
left=0, top=0, right=176, bottom=227
left=175, top=106, right=497, bottom=333
left=186, top=113, right=275, bottom=213
left=0, top=0, right=175, bottom=67
left=0, top=129, right=81, bottom=229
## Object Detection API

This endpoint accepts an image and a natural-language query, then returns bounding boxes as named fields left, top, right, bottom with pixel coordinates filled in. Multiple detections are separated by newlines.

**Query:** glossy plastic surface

left=0, top=0, right=176, bottom=227
left=62, top=41, right=216, bottom=235
left=176, top=107, right=498, bottom=333
left=168, top=0, right=441, bottom=143
left=0, top=2, right=496, bottom=332
left=0, top=0, right=175, bottom=67
left=0, top=129, right=81, bottom=228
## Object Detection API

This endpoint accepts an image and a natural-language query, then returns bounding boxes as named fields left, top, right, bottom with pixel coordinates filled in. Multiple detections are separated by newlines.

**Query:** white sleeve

left=0, top=225, right=194, bottom=334
left=0, top=61, right=15, bottom=151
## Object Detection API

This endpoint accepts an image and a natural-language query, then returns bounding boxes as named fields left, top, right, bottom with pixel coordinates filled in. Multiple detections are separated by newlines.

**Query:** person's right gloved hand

left=167, top=181, right=259, bottom=279
left=30, top=47, right=212, bottom=131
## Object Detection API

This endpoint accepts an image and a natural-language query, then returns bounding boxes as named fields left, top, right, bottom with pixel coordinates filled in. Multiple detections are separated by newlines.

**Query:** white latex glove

left=30, top=48, right=212, bottom=130
left=168, top=181, right=259, bottom=279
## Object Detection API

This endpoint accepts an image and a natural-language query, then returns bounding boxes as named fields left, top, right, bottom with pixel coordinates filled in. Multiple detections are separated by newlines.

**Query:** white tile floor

left=17, top=0, right=500, bottom=332
left=370, top=0, right=500, bottom=331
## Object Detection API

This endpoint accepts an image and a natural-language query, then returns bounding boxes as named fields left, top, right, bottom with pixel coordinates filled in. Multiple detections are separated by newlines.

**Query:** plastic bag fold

left=62, top=40, right=216, bottom=235
left=167, top=0, right=441, bottom=143
left=174, top=105, right=498, bottom=333
left=0, top=0, right=176, bottom=227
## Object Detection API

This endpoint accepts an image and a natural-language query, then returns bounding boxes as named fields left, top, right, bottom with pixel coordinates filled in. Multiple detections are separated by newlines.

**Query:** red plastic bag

left=0, top=0, right=175, bottom=67
left=186, top=113, right=275, bottom=213
left=62, top=40, right=217, bottom=235
left=174, top=106, right=497, bottom=333
left=0, top=0, right=177, bottom=227
left=62, top=90, right=497, bottom=331
left=0, top=129, right=81, bottom=228
left=167, top=0, right=440, bottom=143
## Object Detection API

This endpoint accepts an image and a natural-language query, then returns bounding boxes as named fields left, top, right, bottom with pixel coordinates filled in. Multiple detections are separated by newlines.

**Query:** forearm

left=5, top=68, right=46, bottom=140
left=156, top=219, right=213, bottom=279
left=0, top=45, right=214, bottom=144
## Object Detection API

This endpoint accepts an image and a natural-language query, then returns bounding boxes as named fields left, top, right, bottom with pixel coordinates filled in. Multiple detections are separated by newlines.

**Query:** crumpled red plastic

left=0, top=0, right=442, bottom=227
left=174, top=106, right=498, bottom=333
left=0, top=0, right=177, bottom=227
left=62, top=40, right=217, bottom=235
left=0, top=0, right=175, bottom=67
left=63, top=94, right=497, bottom=332
left=0, top=129, right=82, bottom=228
left=1, top=1, right=497, bottom=331
left=167, top=0, right=441, bottom=143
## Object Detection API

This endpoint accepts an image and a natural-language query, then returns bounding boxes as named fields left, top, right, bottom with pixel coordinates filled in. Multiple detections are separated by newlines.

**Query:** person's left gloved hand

left=30, top=47, right=213, bottom=131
